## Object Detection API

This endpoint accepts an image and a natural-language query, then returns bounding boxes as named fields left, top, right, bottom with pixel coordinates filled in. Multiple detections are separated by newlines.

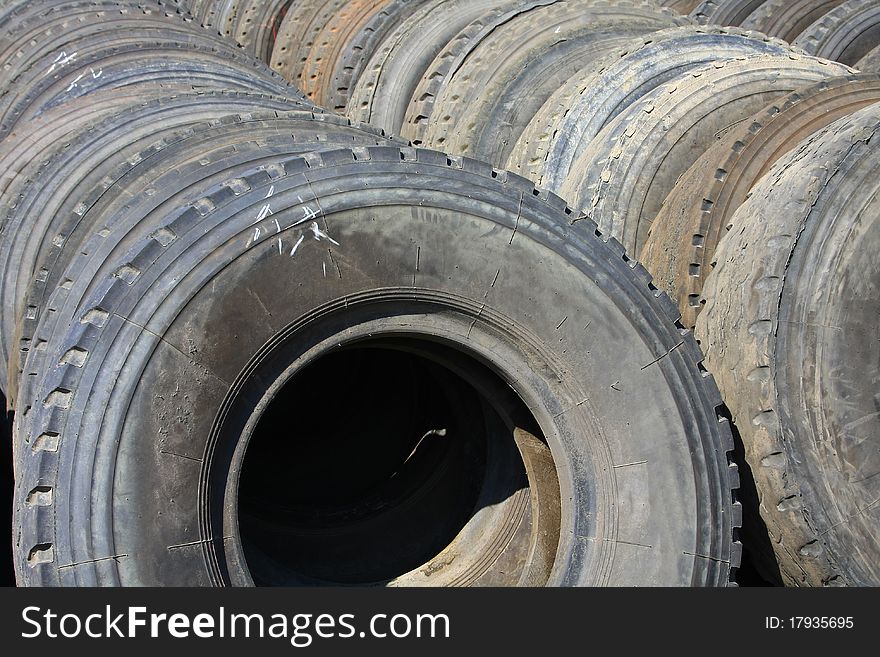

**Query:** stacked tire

left=256, top=0, right=880, bottom=587
left=4, top=1, right=740, bottom=587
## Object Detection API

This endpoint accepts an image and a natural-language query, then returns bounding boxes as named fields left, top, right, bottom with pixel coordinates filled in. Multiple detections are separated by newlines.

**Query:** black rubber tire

left=1, top=101, right=383, bottom=401
left=507, top=25, right=798, bottom=190
left=557, top=54, right=850, bottom=256
left=346, top=0, right=518, bottom=136
left=0, top=5, right=303, bottom=138
left=417, top=0, right=689, bottom=164
left=400, top=0, right=560, bottom=146
left=697, top=103, right=880, bottom=586
left=12, top=143, right=739, bottom=587
left=268, top=0, right=348, bottom=88
left=690, top=0, right=770, bottom=26
left=232, top=0, right=295, bottom=62
left=639, top=73, right=880, bottom=329
left=855, top=41, right=880, bottom=70
left=739, top=0, right=846, bottom=42
left=794, top=0, right=880, bottom=66
left=663, top=0, right=703, bottom=14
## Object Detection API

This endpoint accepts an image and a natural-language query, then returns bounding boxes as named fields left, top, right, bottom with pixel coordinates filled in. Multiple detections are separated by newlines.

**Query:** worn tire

left=13, top=143, right=739, bottom=587
left=268, top=0, right=348, bottom=88
left=418, top=0, right=689, bottom=165
left=346, top=0, right=518, bottom=136
left=558, top=54, right=850, bottom=256
left=740, top=0, right=845, bottom=42
left=639, top=73, right=880, bottom=329
left=508, top=25, right=798, bottom=190
left=690, top=0, right=769, bottom=26
left=794, top=0, right=880, bottom=66
left=0, top=96, right=330, bottom=396
left=697, top=103, right=880, bottom=586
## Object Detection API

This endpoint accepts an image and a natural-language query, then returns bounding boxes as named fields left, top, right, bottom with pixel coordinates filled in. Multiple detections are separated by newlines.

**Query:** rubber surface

left=508, top=25, right=799, bottom=190
left=697, top=103, right=880, bottom=586
left=12, top=142, right=739, bottom=587
left=690, top=0, right=769, bottom=25
left=346, top=0, right=518, bottom=136
left=740, top=0, right=845, bottom=42
left=640, top=73, right=880, bottom=329
left=557, top=54, right=850, bottom=256
left=415, top=0, right=689, bottom=160
left=795, top=0, right=880, bottom=66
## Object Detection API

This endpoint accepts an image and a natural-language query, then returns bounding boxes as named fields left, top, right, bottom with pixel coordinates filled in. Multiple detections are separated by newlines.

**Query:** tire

left=232, top=0, right=295, bottom=62
left=557, top=54, right=850, bottom=256
left=639, top=73, right=880, bottom=329
left=855, top=41, right=880, bottom=70
left=1, top=101, right=380, bottom=401
left=417, top=1, right=689, bottom=164
left=268, top=0, right=348, bottom=88
left=400, top=0, right=560, bottom=146
left=300, top=0, right=435, bottom=112
left=794, top=0, right=880, bottom=66
left=0, top=39, right=303, bottom=140
left=739, top=0, right=845, bottom=42
left=663, top=1, right=703, bottom=14
left=696, top=103, right=880, bottom=586
left=346, top=0, right=518, bottom=136
left=508, top=26, right=798, bottom=190
left=12, top=143, right=739, bottom=587
left=690, top=0, right=770, bottom=26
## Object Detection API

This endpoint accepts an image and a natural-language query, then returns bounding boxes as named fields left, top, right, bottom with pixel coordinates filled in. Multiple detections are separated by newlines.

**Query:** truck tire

left=12, top=145, right=739, bottom=587
left=233, top=0, right=295, bottom=62
left=2, top=104, right=386, bottom=400
left=739, top=0, right=845, bottom=42
left=268, top=0, right=348, bottom=88
left=696, top=103, right=880, bottom=586
left=508, top=26, right=798, bottom=190
left=346, top=0, right=518, bottom=136
left=690, top=0, right=769, bottom=26
left=557, top=54, right=850, bottom=256
left=639, top=73, right=880, bottom=328
left=794, top=0, right=880, bottom=66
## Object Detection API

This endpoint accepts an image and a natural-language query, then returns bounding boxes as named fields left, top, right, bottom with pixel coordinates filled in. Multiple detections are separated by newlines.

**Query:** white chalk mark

left=297, top=195, right=303, bottom=203
left=66, top=72, right=85, bottom=92
left=90, top=67, right=102, bottom=79
left=289, top=234, right=305, bottom=257
left=254, top=202, right=273, bottom=223
left=310, top=222, right=340, bottom=246
left=47, top=51, right=77, bottom=76
left=277, top=238, right=283, bottom=255
left=253, top=226, right=261, bottom=242
left=322, top=262, right=327, bottom=278
left=274, top=217, right=281, bottom=234
left=265, top=185, right=275, bottom=199
left=289, top=205, right=320, bottom=229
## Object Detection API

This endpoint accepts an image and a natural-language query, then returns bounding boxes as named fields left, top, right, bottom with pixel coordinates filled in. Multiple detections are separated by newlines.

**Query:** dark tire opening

left=237, top=342, right=556, bottom=587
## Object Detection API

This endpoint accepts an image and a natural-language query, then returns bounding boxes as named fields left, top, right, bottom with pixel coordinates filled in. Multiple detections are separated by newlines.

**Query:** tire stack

left=4, top=0, right=742, bottom=587
left=262, top=0, right=880, bottom=587
left=4, top=0, right=878, bottom=589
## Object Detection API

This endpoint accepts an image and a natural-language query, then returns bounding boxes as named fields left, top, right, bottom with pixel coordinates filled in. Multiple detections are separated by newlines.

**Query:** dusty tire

left=739, top=0, right=845, bottom=42
left=232, top=0, right=295, bottom=62
left=400, top=0, right=560, bottom=146
left=0, top=95, right=320, bottom=394
left=268, top=0, right=348, bottom=88
left=794, top=0, right=880, bottom=66
left=13, top=144, right=739, bottom=587
left=508, top=26, right=798, bottom=190
left=346, top=0, right=518, bottom=136
left=558, top=54, right=850, bottom=256
left=690, top=0, right=769, bottom=26
left=639, top=73, right=880, bottom=328
left=663, top=0, right=703, bottom=14
left=697, top=103, right=880, bottom=586
left=417, top=0, right=689, bottom=165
